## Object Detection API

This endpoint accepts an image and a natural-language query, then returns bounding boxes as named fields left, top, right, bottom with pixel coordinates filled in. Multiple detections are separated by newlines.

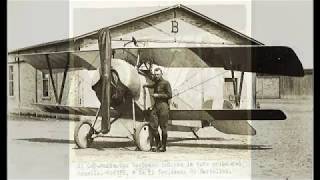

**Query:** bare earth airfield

left=8, top=98, right=312, bottom=179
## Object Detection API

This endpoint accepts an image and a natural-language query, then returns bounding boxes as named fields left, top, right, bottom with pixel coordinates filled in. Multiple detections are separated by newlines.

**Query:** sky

left=7, top=0, right=313, bottom=68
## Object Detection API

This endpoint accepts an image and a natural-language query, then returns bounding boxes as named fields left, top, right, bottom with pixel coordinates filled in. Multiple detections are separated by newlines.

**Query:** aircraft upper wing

left=115, top=46, right=304, bottom=76
left=189, top=46, right=304, bottom=76
left=17, top=51, right=100, bottom=73
left=13, top=46, right=304, bottom=76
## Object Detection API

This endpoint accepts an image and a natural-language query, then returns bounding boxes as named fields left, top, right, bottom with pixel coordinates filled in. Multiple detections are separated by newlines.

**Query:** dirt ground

left=7, top=98, right=313, bottom=179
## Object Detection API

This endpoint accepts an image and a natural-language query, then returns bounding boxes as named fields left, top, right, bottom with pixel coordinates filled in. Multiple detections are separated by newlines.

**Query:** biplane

left=8, top=28, right=304, bottom=151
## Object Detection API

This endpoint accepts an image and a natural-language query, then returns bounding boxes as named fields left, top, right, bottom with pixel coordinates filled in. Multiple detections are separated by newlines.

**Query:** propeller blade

left=98, top=28, right=112, bottom=134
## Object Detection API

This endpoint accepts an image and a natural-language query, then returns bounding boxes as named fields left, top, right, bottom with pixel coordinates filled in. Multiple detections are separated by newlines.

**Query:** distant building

left=256, top=69, right=313, bottom=99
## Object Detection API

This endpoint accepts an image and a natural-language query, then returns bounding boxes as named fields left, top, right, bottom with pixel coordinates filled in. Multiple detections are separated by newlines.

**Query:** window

left=42, top=72, right=49, bottom=97
left=8, top=66, right=14, bottom=96
left=224, top=78, right=238, bottom=102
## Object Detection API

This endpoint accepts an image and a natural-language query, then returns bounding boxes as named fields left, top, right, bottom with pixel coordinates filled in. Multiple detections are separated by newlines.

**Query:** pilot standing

left=143, top=67, right=172, bottom=152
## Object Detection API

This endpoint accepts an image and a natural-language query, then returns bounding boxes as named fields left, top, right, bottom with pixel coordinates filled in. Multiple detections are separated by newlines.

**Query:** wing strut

left=230, top=67, right=239, bottom=107
left=58, top=53, right=70, bottom=104
left=98, top=28, right=112, bottom=134
left=229, top=61, right=245, bottom=107
left=238, top=72, right=245, bottom=105
left=44, top=54, right=70, bottom=104
left=45, top=54, right=59, bottom=103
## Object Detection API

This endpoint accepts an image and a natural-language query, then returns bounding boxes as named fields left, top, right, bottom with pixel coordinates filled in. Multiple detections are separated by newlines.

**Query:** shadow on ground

left=16, top=137, right=271, bottom=150
left=16, top=138, right=74, bottom=144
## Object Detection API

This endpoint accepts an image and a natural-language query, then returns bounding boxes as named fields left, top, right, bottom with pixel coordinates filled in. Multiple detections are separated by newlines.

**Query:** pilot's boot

left=100, top=128, right=109, bottom=134
left=100, top=116, right=111, bottom=134
left=151, top=133, right=161, bottom=152
left=159, top=134, right=167, bottom=152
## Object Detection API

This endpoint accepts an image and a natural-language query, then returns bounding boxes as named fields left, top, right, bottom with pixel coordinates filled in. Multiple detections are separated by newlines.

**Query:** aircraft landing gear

left=134, top=122, right=153, bottom=151
left=74, top=120, right=95, bottom=148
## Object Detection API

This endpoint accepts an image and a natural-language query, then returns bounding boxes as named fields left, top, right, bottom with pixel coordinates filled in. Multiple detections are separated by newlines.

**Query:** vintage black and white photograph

left=7, top=0, right=313, bottom=179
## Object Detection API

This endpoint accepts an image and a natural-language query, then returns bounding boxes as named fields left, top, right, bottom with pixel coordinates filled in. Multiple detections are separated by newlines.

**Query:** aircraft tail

left=209, top=100, right=257, bottom=135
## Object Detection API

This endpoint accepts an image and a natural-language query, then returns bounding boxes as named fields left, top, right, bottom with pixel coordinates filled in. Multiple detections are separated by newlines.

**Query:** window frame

left=224, top=77, right=238, bottom=102
left=42, top=72, right=50, bottom=98
left=8, top=65, right=14, bottom=97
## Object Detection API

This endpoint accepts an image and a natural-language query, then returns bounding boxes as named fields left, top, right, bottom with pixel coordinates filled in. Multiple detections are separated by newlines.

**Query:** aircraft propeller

left=98, top=28, right=112, bottom=134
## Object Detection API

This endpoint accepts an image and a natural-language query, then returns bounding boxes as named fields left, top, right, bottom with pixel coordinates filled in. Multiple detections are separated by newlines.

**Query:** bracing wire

left=172, top=70, right=228, bottom=97
left=173, top=70, right=202, bottom=89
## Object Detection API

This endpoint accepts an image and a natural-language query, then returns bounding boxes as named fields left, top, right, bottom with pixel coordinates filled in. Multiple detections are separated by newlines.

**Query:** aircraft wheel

left=134, top=123, right=152, bottom=151
left=74, top=120, right=94, bottom=148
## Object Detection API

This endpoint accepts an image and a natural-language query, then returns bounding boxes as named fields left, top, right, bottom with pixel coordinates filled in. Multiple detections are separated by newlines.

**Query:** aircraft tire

left=134, top=122, right=152, bottom=151
left=74, top=120, right=94, bottom=148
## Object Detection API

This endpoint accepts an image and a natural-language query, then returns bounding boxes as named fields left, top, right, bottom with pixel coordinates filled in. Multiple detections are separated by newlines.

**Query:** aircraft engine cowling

left=110, top=59, right=141, bottom=100
left=91, top=59, right=141, bottom=106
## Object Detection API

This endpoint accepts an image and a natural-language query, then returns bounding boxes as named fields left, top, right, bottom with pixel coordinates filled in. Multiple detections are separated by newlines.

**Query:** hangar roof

left=9, top=4, right=263, bottom=55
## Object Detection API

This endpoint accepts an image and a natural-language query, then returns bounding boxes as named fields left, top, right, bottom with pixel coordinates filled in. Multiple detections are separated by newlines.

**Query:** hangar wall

left=256, top=69, right=313, bottom=99
left=7, top=58, right=89, bottom=117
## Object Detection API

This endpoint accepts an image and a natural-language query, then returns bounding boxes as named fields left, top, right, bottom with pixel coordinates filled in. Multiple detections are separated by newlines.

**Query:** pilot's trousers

left=149, top=102, right=169, bottom=139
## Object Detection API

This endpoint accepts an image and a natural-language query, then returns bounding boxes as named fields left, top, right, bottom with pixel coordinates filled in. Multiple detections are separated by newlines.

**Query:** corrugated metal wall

left=256, top=70, right=313, bottom=99
left=279, top=73, right=313, bottom=98
left=256, top=77, right=280, bottom=99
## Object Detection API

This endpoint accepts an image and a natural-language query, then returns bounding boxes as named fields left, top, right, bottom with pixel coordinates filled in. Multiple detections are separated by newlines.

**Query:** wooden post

left=35, top=69, right=38, bottom=103
left=18, top=57, right=21, bottom=115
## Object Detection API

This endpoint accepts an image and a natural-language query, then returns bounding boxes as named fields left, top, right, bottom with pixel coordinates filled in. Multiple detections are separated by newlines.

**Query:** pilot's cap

left=153, top=66, right=163, bottom=74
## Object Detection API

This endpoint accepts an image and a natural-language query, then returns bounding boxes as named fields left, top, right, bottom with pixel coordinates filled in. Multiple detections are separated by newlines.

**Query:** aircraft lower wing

left=33, top=103, right=286, bottom=135
left=33, top=103, right=119, bottom=117
left=169, top=109, right=286, bottom=120
left=33, top=103, right=285, bottom=120
left=168, top=109, right=286, bottom=135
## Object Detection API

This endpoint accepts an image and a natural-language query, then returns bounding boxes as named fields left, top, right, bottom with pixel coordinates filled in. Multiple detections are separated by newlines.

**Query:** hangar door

left=224, top=78, right=237, bottom=104
left=256, top=77, right=280, bottom=99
